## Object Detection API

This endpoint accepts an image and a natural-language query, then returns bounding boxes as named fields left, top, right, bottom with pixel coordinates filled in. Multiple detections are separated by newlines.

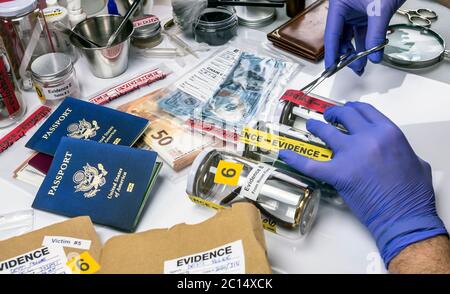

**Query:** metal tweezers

left=300, top=40, right=389, bottom=97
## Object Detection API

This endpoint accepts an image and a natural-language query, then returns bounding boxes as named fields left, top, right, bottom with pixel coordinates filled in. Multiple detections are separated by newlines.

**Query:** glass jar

left=43, top=5, right=78, bottom=63
left=31, top=52, right=81, bottom=106
left=131, top=15, right=163, bottom=49
left=242, top=121, right=346, bottom=208
left=193, top=7, right=238, bottom=46
left=187, top=149, right=321, bottom=235
left=0, top=52, right=27, bottom=129
left=0, top=0, right=54, bottom=91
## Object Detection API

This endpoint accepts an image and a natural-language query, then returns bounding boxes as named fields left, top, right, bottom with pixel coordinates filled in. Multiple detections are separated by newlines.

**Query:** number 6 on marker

left=214, top=161, right=244, bottom=186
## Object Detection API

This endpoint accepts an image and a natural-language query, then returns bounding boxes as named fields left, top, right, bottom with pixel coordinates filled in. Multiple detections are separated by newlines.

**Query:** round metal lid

left=31, top=53, right=73, bottom=80
left=133, top=15, right=161, bottom=39
left=235, top=6, right=276, bottom=28
left=0, top=0, right=37, bottom=18
left=186, top=148, right=216, bottom=197
left=299, top=188, right=320, bottom=235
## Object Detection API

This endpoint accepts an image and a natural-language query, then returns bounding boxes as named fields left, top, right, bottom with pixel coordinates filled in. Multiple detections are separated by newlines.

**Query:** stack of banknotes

left=157, top=49, right=293, bottom=130
left=118, top=90, right=217, bottom=171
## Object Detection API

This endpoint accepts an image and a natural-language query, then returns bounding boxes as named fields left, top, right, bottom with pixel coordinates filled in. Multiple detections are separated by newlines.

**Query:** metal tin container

left=187, top=149, right=320, bottom=235
left=193, top=7, right=238, bottom=46
left=235, top=6, right=276, bottom=28
left=31, top=52, right=81, bottom=105
left=71, top=15, right=133, bottom=79
left=131, top=15, right=163, bottom=49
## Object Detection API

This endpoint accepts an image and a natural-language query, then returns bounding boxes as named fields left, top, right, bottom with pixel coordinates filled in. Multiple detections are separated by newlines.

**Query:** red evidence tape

left=88, top=68, right=167, bottom=105
left=280, top=90, right=336, bottom=113
left=0, top=106, right=51, bottom=154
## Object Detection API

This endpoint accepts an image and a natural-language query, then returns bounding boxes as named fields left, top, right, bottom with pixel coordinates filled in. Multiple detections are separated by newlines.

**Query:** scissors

left=300, top=40, right=389, bottom=98
left=396, top=8, right=438, bottom=27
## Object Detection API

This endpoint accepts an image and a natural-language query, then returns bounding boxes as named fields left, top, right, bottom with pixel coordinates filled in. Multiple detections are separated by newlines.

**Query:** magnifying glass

left=383, top=24, right=449, bottom=69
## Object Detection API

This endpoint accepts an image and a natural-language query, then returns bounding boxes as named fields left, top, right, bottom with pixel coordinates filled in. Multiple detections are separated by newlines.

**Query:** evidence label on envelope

left=214, top=160, right=244, bottom=186
left=240, top=127, right=333, bottom=162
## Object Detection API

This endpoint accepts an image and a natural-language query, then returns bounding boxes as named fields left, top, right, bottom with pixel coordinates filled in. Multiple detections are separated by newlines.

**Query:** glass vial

left=0, top=0, right=55, bottom=91
left=187, top=149, right=320, bottom=235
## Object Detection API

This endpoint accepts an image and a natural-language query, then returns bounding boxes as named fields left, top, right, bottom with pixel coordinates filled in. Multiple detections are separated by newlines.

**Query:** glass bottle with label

left=187, top=148, right=321, bottom=237
left=0, top=0, right=54, bottom=91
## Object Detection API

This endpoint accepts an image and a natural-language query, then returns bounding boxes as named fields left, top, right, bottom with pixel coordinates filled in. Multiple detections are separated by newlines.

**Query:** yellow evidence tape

left=240, top=127, right=333, bottom=162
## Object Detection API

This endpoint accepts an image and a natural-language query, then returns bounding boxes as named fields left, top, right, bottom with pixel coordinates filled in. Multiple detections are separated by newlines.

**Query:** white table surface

left=1, top=0, right=449, bottom=274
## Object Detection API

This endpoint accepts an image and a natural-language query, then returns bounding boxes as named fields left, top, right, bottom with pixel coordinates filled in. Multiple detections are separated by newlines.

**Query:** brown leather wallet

left=267, top=0, right=328, bottom=62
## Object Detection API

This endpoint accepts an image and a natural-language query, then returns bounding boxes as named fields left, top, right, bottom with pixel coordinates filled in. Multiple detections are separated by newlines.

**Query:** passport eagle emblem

left=73, top=163, right=108, bottom=198
left=67, top=119, right=100, bottom=140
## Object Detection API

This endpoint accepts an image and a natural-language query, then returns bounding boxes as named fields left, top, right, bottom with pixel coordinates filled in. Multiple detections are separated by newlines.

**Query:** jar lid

left=132, top=15, right=161, bottom=39
left=31, top=53, right=73, bottom=81
left=235, top=6, right=276, bottom=28
left=43, top=6, right=68, bottom=23
left=0, top=0, right=37, bottom=18
left=186, top=148, right=216, bottom=197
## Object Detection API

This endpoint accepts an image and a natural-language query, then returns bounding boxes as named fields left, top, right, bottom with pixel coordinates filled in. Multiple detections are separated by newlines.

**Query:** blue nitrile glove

left=325, top=0, right=405, bottom=75
left=108, top=0, right=120, bottom=15
left=279, top=102, right=448, bottom=267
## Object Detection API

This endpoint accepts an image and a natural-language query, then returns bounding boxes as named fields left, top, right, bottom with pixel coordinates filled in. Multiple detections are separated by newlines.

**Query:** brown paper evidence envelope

left=0, top=216, right=102, bottom=263
left=99, top=203, right=272, bottom=274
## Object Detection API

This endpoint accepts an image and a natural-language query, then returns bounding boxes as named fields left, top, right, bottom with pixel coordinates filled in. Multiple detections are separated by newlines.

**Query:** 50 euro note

left=118, top=89, right=217, bottom=171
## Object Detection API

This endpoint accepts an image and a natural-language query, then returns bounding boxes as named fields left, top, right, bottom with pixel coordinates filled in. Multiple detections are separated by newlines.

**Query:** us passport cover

left=25, top=97, right=149, bottom=156
left=32, top=137, right=162, bottom=232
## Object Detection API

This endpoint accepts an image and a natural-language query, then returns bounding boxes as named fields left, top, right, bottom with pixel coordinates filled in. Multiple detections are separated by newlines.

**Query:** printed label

left=132, top=15, right=159, bottom=28
left=240, top=127, right=333, bottom=161
left=281, top=90, right=336, bottom=113
left=239, top=164, right=276, bottom=202
left=36, top=75, right=80, bottom=101
left=34, top=83, right=46, bottom=103
left=214, top=161, right=244, bottom=186
left=164, top=240, right=245, bottom=274
left=66, top=251, right=100, bottom=274
left=262, top=218, right=277, bottom=233
left=0, top=246, right=71, bottom=274
left=42, top=236, right=92, bottom=250
left=0, top=56, right=20, bottom=115
left=43, top=7, right=65, bottom=18
left=177, top=48, right=241, bottom=101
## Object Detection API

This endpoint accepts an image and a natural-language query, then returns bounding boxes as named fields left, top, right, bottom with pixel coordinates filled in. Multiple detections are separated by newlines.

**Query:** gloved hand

left=325, top=0, right=405, bottom=75
left=279, top=102, right=448, bottom=266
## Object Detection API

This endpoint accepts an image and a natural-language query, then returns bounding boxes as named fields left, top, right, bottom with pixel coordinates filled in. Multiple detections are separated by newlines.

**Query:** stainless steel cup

left=71, top=15, right=134, bottom=79
left=116, top=0, right=144, bottom=17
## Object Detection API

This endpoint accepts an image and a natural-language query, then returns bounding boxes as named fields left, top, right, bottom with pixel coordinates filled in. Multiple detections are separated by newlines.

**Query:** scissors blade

left=299, top=41, right=388, bottom=97
left=301, top=75, right=329, bottom=97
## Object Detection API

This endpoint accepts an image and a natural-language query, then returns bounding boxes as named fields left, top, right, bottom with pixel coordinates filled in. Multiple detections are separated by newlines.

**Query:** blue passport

left=26, top=97, right=149, bottom=156
left=32, top=137, right=162, bottom=232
